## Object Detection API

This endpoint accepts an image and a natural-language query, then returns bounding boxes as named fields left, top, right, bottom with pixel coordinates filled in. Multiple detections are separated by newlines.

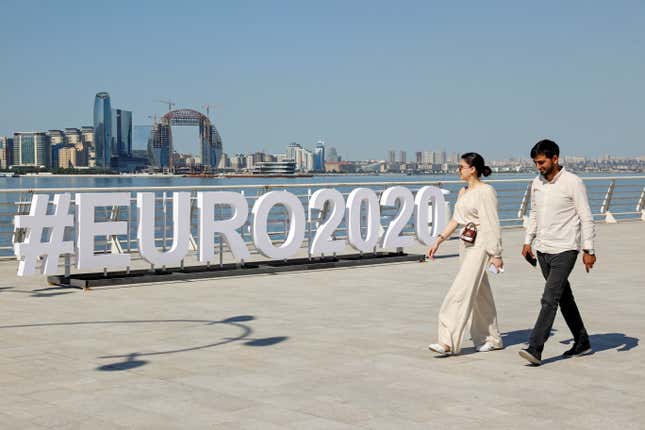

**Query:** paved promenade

left=1, top=222, right=643, bottom=429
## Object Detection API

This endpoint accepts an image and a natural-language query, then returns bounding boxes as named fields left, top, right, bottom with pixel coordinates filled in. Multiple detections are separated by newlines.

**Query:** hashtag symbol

left=14, top=194, right=74, bottom=276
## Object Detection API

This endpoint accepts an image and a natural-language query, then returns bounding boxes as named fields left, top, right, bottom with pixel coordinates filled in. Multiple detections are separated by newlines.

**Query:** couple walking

left=427, top=139, right=596, bottom=366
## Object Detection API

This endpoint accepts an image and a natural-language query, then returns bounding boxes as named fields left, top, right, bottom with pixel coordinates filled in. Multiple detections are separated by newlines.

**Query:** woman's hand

left=427, top=243, right=440, bottom=260
left=490, top=256, right=504, bottom=270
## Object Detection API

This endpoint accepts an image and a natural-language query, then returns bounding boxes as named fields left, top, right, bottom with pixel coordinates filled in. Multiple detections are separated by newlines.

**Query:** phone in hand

left=524, top=253, right=537, bottom=267
left=488, top=264, right=504, bottom=275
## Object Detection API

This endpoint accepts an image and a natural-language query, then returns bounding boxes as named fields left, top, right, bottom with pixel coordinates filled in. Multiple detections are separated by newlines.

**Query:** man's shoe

left=518, top=348, right=542, bottom=366
left=563, top=341, right=592, bottom=358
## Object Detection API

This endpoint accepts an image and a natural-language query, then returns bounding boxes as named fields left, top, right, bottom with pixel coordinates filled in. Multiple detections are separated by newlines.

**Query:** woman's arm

left=426, top=217, right=459, bottom=259
left=479, top=186, right=503, bottom=268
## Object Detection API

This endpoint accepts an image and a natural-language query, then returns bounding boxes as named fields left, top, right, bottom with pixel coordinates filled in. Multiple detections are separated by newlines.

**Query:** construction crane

left=156, top=99, right=176, bottom=112
left=202, top=103, right=223, bottom=120
left=146, top=114, right=158, bottom=124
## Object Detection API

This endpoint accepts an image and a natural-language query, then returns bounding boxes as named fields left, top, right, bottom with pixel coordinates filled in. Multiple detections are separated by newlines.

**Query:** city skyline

left=1, top=2, right=645, bottom=160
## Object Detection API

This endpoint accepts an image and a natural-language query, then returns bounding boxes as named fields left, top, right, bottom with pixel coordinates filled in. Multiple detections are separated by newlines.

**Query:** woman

left=427, top=152, right=504, bottom=355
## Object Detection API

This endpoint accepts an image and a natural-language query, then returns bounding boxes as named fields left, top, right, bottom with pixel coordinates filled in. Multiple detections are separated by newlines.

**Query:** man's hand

left=521, top=244, right=534, bottom=259
left=583, top=252, right=596, bottom=273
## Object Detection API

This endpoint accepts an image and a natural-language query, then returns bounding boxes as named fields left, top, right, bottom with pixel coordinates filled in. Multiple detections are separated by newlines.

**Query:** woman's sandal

left=428, top=343, right=452, bottom=356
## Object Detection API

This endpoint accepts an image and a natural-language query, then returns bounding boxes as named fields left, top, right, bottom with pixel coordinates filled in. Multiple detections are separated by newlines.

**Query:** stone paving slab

left=0, top=222, right=644, bottom=429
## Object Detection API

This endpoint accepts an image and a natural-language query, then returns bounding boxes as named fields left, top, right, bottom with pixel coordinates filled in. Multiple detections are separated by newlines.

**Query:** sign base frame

left=47, top=252, right=426, bottom=288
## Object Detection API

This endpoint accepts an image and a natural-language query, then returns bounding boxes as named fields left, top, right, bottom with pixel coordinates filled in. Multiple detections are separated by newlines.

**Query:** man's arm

left=523, top=182, right=537, bottom=246
left=573, top=177, right=595, bottom=251
left=573, top=177, right=596, bottom=272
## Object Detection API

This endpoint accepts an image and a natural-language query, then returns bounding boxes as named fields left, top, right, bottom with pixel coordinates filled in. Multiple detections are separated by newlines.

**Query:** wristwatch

left=583, top=249, right=595, bottom=256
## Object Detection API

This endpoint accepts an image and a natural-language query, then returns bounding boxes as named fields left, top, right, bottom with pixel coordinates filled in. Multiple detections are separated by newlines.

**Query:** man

left=519, top=139, right=596, bottom=366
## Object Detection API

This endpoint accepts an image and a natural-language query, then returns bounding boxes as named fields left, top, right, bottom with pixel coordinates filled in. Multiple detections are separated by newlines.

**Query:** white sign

left=13, top=186, right=448, bottom=276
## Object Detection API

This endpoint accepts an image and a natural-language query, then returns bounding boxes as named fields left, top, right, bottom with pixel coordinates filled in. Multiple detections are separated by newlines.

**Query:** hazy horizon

left=1, top=1, right=644, bottom=160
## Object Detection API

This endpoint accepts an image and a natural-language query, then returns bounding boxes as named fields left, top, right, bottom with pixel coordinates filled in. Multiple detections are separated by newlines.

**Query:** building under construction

left=147, top=108, right=223, bottom=172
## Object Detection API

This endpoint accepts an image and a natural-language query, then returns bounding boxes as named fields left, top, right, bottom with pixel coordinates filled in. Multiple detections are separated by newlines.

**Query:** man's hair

left=530, top=139, right=560, bottom=159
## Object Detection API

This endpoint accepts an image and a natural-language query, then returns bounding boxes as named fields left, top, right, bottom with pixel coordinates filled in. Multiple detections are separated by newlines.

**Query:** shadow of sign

left=0, top=315, right=288, bottom=372
left=0, top=286, right=75, bottom=298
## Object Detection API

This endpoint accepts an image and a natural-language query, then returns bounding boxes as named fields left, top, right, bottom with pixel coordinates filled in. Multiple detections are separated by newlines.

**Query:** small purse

left=460, top=222, right=477, bottom=244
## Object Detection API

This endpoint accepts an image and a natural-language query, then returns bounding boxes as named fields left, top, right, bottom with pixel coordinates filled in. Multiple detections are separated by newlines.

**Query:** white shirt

left=524, top=167, right=595, bottom=254
left=453, top=183, right=503, bottom=257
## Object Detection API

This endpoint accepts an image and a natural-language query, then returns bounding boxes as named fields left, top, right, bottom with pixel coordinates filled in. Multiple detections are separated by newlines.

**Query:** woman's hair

left=461, top=152, right=492, bottom=177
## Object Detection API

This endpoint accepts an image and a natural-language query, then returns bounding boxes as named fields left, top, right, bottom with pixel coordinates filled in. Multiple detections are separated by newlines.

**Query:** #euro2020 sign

left=13, top=186, right=447, bottom=277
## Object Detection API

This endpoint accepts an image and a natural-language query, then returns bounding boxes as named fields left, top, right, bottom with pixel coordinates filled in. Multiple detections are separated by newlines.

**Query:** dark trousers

left=528, top=250, right=589, bottom=354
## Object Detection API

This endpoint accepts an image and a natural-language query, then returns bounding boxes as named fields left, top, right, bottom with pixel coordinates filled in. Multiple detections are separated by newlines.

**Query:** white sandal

left=476, top=342, right=503, bottom=352
left=428, top=343, right=452, bottom=356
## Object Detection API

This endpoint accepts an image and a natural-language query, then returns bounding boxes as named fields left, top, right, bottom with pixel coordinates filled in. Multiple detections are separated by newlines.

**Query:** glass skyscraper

left=112, top=108, right=132, bottom=157
left=93, top=92, right=112, bottom=168
left=314, top=140, right=325, bottom=172
left=12, top=132, right=51, bottom=167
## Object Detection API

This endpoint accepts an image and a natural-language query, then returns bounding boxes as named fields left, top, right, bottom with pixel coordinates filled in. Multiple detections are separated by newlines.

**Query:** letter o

left=252, top=191, right=306, bottom=259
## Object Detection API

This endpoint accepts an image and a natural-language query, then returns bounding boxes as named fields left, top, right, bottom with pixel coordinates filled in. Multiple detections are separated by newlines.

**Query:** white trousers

left=437, top=242, right=503, bottom=353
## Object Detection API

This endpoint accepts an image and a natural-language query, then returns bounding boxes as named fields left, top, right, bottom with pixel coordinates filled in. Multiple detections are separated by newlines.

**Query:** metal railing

left=1, top=176, right=644, bottom=268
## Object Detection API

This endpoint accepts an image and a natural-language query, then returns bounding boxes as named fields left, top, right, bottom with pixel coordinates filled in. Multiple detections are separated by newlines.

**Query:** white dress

left=437, top=183, right=503, bottom=353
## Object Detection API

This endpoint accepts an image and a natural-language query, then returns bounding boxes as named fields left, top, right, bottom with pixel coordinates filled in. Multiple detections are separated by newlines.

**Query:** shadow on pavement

left=500, top=328, right=557, bottom=348
left=538, top=332, right=639, bottom=366
left=0, top=285, right=75, bottom=298
left=0, top=315, right=288, bottom=371
left=561, top=332, right=639, bottom=352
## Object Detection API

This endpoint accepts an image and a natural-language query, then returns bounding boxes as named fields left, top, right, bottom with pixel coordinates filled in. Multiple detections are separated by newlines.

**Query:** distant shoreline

left=0, top=170, right=642, bottom=179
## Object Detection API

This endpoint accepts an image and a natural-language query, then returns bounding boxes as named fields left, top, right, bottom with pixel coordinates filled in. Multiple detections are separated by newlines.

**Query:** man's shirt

left=524, top=167, right=595, bottom=254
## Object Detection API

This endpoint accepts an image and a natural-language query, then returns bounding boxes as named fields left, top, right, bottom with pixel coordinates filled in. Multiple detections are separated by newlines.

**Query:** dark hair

left=461, top=152, right=492, bottom=177
left=530, top=139, right=560, bottom=159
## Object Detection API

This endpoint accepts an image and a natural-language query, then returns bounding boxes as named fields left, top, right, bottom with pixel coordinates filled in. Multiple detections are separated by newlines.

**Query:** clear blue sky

left=1, top=0, right=644, bottom=160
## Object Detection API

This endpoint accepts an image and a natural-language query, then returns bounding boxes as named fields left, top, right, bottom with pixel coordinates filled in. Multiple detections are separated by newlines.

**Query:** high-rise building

left=286, top=142, right=301, bottom=162
left=302, top=148, right=314, bottom=172
left=208, top=126, right=223, bottom=169
left=47, top=130, right=65, bottom=168
left=0, top=137, right=14, bottom=169
left=12, top=132, right=51, bottom=168
left=286, top=142, right=313, bottom=171
left=231, top=154, right=246, bottom=170
left=388, top=150, right=396, bottom=163
left=326, top=146, right=340, bottom=162
left=314, top=140, right=325, bottom=171
left=64, top=128, right=82, bottom=146
left=400, top=151, right=407, bottom=164
left=93, top=92, right=112, bottom=168
left=47, top=130, right=65, bottom=146
left=422, top=151, right=433, bottom=164
left=217, top=153, right=229, bottom=169
left=80, top=126, right=95, bottom=167
left=63, top=128, right=87, bottom=167
left=57, top=146, right=77, bottom=168
left=111, top=108, right=132, bottom=157
left=147, top=123, right=170, bottom=169
left=415, top=151, right=423, bottom=164
left=428, top=150, right=446, bottom=164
